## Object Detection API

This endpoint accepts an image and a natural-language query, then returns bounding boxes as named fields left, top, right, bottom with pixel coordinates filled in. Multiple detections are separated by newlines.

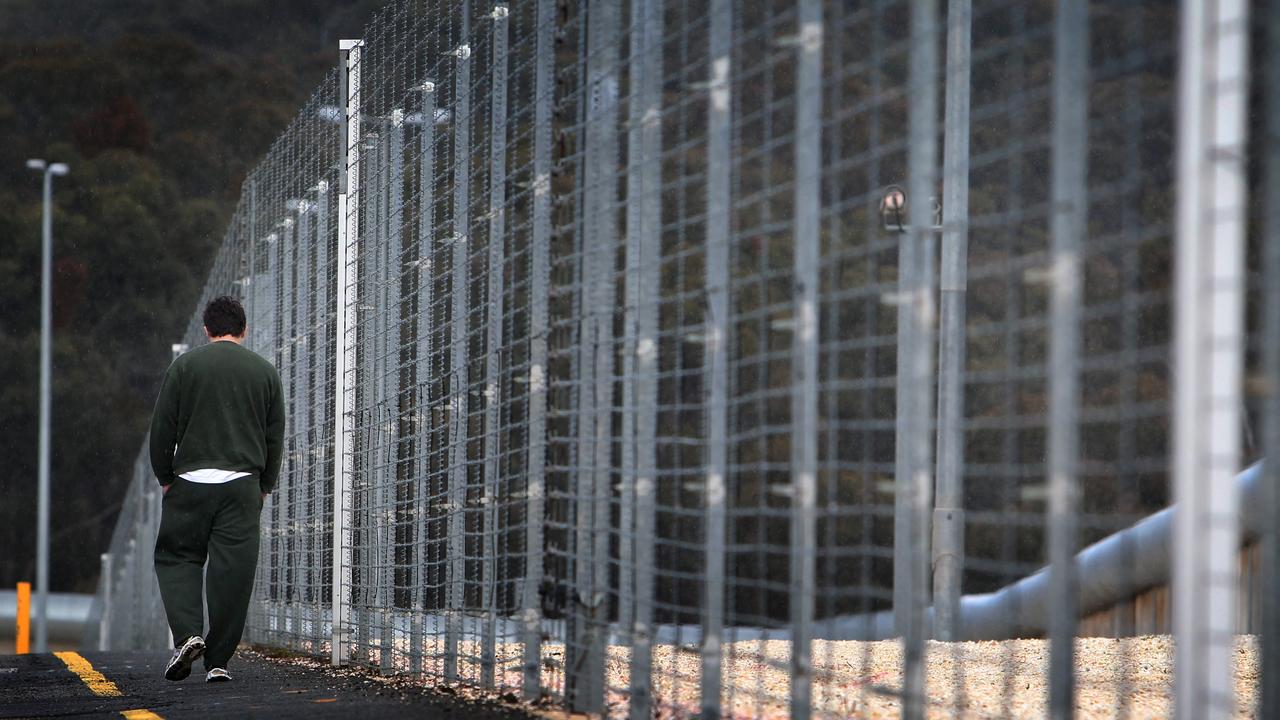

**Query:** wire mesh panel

left=87, top=0, right=1280, bottom=718
left=234, top=69, right=344, bottom=658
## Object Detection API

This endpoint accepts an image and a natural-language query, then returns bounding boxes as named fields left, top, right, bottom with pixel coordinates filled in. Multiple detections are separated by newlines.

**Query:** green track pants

left=154, top=476, right=261, bottom=670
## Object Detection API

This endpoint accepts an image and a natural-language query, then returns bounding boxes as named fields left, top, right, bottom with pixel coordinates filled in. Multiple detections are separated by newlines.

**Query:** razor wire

left=84, top=1, right=1279, bottom=718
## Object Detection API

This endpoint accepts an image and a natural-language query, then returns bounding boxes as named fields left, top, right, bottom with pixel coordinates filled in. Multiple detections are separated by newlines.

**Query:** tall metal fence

left=85, top=0, right=1279, bottom=717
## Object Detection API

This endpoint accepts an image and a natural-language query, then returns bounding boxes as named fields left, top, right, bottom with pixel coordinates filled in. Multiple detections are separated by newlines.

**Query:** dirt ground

left=584, top=635, right=1258, bottom=719
left=247, top=634, right=1260, bottom=718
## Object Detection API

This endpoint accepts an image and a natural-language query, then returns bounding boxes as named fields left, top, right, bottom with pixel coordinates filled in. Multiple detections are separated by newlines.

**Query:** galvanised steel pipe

left=816, top=463, right=1266, bottom=642
left=0, top=590, right=92, bottom=644
left=932, top=0, right=972, bottom=646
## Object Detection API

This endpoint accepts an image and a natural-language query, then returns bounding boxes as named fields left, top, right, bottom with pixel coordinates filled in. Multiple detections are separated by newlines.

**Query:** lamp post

left=26, top=158, right=68, bottom=654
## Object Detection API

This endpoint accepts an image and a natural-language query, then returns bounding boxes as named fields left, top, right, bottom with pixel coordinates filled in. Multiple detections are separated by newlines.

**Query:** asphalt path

left=0, top=649, right=539, bottom=719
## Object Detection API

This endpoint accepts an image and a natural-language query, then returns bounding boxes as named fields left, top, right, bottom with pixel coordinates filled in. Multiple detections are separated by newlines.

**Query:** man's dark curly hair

left=203, top=295, right=247, bottom=338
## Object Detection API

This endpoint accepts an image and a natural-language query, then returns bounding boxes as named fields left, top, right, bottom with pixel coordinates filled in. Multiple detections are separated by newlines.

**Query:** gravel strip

left=601, top=635, right=1258, bottom=719
left=252, top=635, right=1259, bottom=718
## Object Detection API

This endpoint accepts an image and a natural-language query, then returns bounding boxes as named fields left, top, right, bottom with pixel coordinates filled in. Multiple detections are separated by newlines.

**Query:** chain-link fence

left=85, top=0, right=1278, bottom=717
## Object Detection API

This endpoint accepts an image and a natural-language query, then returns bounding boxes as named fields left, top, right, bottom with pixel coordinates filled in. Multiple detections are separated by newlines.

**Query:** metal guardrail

left=1, top=591, right=91, bottom=644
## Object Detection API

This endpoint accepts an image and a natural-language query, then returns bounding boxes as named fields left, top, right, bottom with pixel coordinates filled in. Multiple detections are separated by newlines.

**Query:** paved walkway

left=0, top=650, right=537, bottom=719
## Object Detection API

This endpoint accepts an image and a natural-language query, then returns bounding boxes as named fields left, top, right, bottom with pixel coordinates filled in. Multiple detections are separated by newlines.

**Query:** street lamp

left=26, top=158, right=68, bottom=654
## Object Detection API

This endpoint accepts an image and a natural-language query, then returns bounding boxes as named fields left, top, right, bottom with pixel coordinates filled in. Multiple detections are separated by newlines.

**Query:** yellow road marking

left=52, top=653, right=163, bottom=719
left=54, top=651, right=122, bottom=697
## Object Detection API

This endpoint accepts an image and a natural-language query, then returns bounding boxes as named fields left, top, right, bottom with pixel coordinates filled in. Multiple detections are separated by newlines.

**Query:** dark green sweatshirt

left=148, top=340, right=286, bottom=493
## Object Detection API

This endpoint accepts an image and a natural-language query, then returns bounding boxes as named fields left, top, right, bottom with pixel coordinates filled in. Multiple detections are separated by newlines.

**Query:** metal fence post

left=1262, top=2, right=1280, bottom=716
left=152, top=487, right=167, bottom=648
left=296, top=191, right=313, bottom=646
left=893, top=66, right=921, bottom=645
left=411, top=73, right=438, bottom=680
left=266, top=194, right=286, bottom=645
left=619, top=0, right=642, bottom=646
left=701, top=0, right=732, bottom=717
left=382, top=109, right=405, bottom=674
left=269, top=205, right=283, bottom=359
left=123, top=538, right=136, bottom=648
left=568, top=0, right=620, bottom=712
left=932, top=0, right=970, bottom=644
left=1046, top=0, right=1088, bottom=716
left=631, top=0, right=661, bottom=713
left=1172, top=0, right=1250, bottom=718
left=144, top=484, right=162, bottom=648
left=445, top=5, right=474, bottom=682
left=281, top=201, right=297, bottom=644
left=520, top=0, right=553, bottom=700
left=903, top=1, right=939, bottom=717
left=480, top=5, right=509, bottom=689
left=620, top=0, right=661, bottom=715
left=355, top=112, right=382, bottom=663
left=99, top=553, right=112, bottom=651
left=332, top=37, right=363, bottom=667
left=310, top=177, right=330, bottom=651
left=789, top=2, right=821, bottom=718
left=249, top=178, right=259, bottom=353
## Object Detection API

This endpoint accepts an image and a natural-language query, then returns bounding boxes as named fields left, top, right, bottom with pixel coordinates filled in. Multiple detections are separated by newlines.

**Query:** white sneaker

left=164, top=635, right=205, bottom=681
left=206, top=667, right=232, bottom=683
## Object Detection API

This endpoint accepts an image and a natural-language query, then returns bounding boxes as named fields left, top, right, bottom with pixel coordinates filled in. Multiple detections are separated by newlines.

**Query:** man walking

left=149, top=295, right=284, bottom=683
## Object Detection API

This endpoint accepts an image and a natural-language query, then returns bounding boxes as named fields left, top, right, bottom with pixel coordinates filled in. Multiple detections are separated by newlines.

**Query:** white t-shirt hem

left=179, top=468, right=252, bottom=484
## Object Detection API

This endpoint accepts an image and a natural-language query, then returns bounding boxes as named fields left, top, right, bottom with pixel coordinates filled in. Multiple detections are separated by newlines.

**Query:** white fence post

left=98, top=553, right=112, bottom=651
left=701, top=0, right=732, bottom=717
left=789, top=2, right=822, bottom=718
left=1172, top=1, right=1249, bottom=717
left=332, top=37, right=363, bottom=667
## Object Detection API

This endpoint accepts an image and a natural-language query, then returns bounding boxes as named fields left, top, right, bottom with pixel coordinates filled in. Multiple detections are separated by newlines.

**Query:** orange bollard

left=16, top=582, right=30, bottom=654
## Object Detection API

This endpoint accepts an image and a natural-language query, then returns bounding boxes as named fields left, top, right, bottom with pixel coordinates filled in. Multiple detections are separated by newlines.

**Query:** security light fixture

left=27, top=160, right=70, bottom=177
left=403, top=106, right=452, bottom=127
left=880, top=185, right=907, bottom=232
left=880, top=184, right=942, bottom=234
